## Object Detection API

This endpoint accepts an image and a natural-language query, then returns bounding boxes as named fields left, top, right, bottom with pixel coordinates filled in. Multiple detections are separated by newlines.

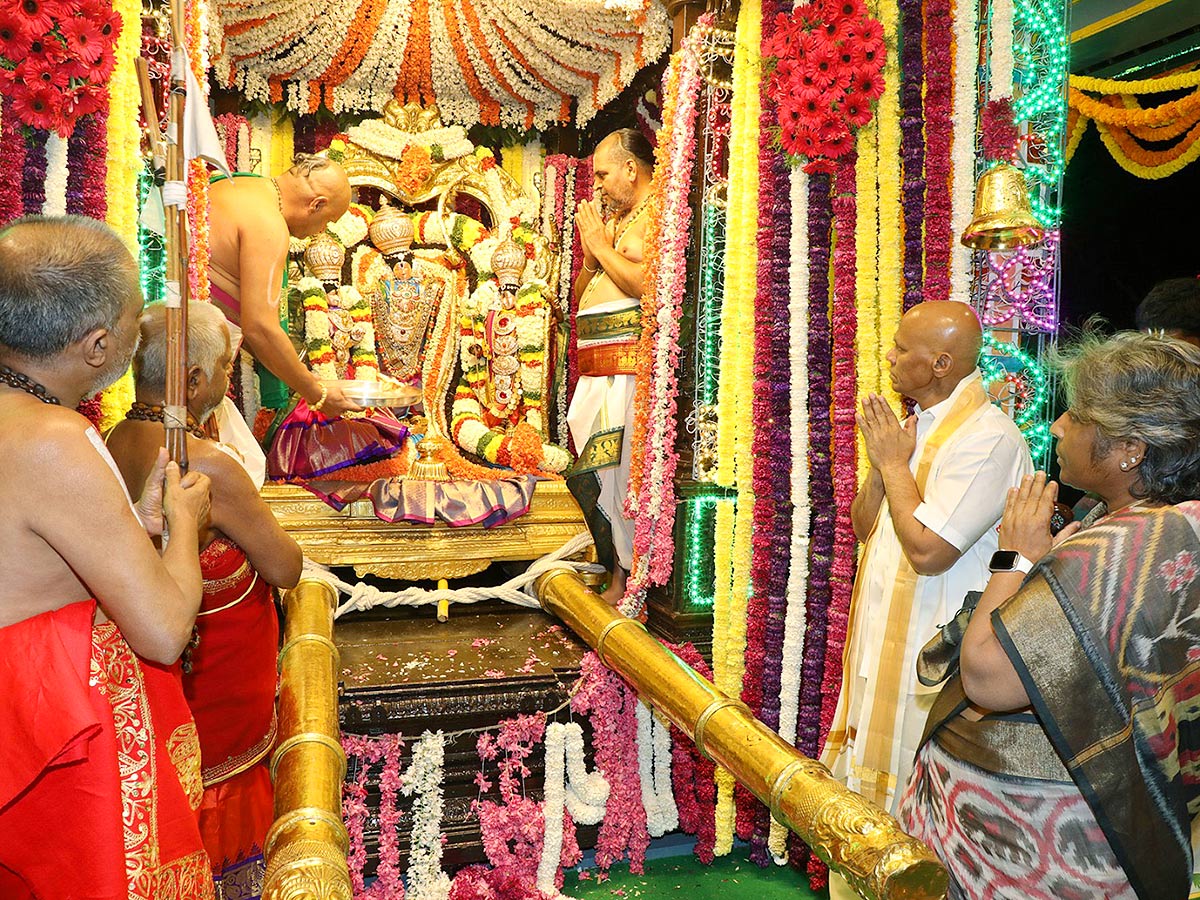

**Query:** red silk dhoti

left=0, top=600, right=212, bottom=899
left=186, top=538, right=279, bottom=897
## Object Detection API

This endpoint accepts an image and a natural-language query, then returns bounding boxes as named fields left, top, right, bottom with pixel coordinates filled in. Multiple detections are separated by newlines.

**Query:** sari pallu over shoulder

left=992, top=501, right=1200, bottom=900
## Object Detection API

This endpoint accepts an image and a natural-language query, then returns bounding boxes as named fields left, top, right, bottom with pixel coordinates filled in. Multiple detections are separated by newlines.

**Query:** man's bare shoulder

left=0, top=404, right=99, bottom=469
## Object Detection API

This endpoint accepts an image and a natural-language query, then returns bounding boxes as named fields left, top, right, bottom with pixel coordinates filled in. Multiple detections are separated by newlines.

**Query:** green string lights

left=980, top=331, right=1053, bottom=460
left=1012, top=0, right=1069, bottom=225
left=137, top=163, right=166, bottom=306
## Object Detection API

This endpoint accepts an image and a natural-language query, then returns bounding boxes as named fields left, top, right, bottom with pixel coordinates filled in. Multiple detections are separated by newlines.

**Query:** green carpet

left=563, top=852, right=829, bottom=899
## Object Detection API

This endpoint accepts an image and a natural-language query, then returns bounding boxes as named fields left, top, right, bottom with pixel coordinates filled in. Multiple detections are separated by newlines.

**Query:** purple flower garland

left=22, top=128, right=48, bottom=216
left=899, top=0, right=926, bottom=310
left=66, top=111, right=107, bottom=219
left=788, top=172, right=833, bottom=872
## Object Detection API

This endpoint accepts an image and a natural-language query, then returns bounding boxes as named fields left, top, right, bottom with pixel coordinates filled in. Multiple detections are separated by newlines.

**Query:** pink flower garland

left=621, top=24, right=702, bottom=614
left=473, top=713, right=553, bottom=894
left=342, top=732, right=405, bottom=897
left=922, top=0, right=953, bottom=303
left=570, top=652, right=650, bottom=874
left=821, top=155, right=859, bottom=743
left=667, top=643, right=717, bottom=864
left=0, top=96, right=28, bottom=224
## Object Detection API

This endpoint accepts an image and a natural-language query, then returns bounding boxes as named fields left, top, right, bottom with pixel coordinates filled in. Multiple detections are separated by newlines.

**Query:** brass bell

left=960, top=163, right=1044, bottom=251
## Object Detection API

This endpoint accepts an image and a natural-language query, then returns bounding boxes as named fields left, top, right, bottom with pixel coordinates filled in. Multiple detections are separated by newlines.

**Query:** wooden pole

left=160, top=0, right=190, bottom=469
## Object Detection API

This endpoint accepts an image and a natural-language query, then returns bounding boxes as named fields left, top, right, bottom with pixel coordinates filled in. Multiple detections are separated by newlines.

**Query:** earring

left=1120, top=461, right=1129, bottom=470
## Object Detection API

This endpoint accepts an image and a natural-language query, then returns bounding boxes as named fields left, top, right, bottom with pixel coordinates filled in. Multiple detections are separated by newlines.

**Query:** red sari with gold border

left=0, top=600, right=212, bottom=899
left=186, top=537, right=279, bottom=899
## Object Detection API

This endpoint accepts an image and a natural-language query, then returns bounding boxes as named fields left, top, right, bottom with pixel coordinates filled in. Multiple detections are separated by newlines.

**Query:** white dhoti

left=566, top=297, right=641, bottom=572
left=567, top=372, right=636, bottom=569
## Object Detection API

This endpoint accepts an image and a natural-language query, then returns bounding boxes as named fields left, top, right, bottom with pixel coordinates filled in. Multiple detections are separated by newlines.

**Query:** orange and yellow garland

left=1067, top=66, right=1200, bottom=178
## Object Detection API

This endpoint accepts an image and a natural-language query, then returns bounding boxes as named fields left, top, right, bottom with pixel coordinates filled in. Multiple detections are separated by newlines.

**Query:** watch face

left=990, top=550, right=1020, bottom=570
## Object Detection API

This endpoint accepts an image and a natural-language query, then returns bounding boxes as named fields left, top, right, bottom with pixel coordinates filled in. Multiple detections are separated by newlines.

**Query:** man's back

left=0, top=394, right=131, bottom=626
left=206, top=176, right=290, bottom=313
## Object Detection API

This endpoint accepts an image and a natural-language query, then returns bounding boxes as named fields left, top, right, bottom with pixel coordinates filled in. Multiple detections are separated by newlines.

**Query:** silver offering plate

left=324, top=379, right=423, bottom=409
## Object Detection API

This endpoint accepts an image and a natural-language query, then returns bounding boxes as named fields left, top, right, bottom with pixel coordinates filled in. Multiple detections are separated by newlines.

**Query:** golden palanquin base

left=261, top=480, right=594, bottom=581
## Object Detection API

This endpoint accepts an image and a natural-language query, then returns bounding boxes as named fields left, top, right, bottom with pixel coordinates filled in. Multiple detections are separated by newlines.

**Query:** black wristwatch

left=989, top=549, right=1033, bottom=574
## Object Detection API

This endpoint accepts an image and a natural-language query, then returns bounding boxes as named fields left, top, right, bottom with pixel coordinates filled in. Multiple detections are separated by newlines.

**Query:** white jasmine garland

left=42, top=132, right=69, bottom=217
left=345, top=119, right=474, bottom=163
left=562, top=720, right=608, bottom=822
left=402, top=731, right=451, bottom=900
left=636, top=700, right=677, bottom=838
left=989, top=0, right=1014, bottom=101
left=770, top=167, right=811, bottom=862
left=332, top=0, right=411, bottom=114
left=537, top=722, right=568, bottom=897
left=329, top=207, right=369, bottom=248
left=950, top=0, right=980, bottom=303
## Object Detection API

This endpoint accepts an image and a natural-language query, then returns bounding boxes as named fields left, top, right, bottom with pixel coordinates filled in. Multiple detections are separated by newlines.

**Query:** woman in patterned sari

left=902, top=331, right=1200, bottom=900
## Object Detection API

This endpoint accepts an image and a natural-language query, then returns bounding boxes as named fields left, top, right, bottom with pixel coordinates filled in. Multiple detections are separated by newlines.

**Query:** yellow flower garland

left=96, top=0, right=143, bottom=430
left=272, top=117, right=295, bottom=176
left=1065, top=109, right=1089, bottom=165
left=854, top=111, right=879, bottom=486
left=1071, top=68, right=1200, bottom=95
left=712, top=0, right=761, bottom=857
left=105, top=0, right=142, bottom=253
left=875, top=0, right=903, bottom=412
left=1094, top=118, right=1200, bottom=179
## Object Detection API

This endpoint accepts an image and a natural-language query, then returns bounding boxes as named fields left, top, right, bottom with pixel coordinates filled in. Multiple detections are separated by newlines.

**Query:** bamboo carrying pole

left=534, top=567, right=950, bottom=900
left=263, top=579, right=353, bottom=900
left=158, top=1, right=190, bottom=468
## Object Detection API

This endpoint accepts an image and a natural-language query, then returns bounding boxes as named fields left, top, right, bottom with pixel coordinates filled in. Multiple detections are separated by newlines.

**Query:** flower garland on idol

left=761, top=0, right=887, bottom=175
left=0, top=0, right=121, bottom=136
left=619, top=22, right=702, bottom=618
left=711, top=0, right=761, bottom=856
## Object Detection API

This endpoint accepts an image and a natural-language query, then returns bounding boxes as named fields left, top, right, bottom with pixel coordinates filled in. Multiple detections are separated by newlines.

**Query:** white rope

left=300, top=531, right=599, bottom=619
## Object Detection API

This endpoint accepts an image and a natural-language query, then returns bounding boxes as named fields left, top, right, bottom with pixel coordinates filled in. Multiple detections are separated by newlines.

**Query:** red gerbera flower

left=11, top=0, right=53, bottom=39
left=11, top=83, right=63, bottom=132
left=841, top=88, right=875, bottom=128
left=0, top=12, right=32, bottom=61
left=803, top=156, right=837, bottom=176
left=850, top=36, right=886, bottom=70
left=16, top=54, right=67, bottom=89
left=26, top=31, right=67, bottom=67
left=58, top=15, right=104, bottom=63
left=830, top=0, right=867, bottom=21
left=817, top=15, right=854, bottom=45
left=783, top=124, right=823, bottom=159
left=819, top=121, right=855, bottom=158
left=855, top=17, right=885, bottom=46
left=64, top=81, right=105, bottom=119
left=87, top=41, right=115, bottom=81
left=855, top=67, right=886, bottom=100
left=809, top=45, right=844, bottom=91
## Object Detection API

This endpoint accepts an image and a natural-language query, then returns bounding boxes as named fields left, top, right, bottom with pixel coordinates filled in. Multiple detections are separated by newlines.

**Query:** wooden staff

left=136, top=2, right=190, bottom=469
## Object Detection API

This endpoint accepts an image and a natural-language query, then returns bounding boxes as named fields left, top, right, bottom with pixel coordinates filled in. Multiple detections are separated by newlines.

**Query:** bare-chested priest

left=0, top=216, right=214, bottom=897
left=567, top=128, right=653, bottom=605
left=207, top=153, right=359, bottom=419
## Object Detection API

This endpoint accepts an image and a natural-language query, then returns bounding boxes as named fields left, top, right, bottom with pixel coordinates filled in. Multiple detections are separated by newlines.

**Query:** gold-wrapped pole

left=534, top=568, right=949, bottom=900
left=264, top=579, right=352, bottom=900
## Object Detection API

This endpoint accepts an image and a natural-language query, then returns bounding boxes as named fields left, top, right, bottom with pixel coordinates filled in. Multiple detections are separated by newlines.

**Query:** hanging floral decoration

left=760, top=0, right=887, bottom=174
left=210, top=0, right=671, bottom=128
left=0, top=0, right=121, bottom=136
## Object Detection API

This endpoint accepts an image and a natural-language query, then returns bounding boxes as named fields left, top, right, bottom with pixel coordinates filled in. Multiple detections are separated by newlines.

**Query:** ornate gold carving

left=264, top=482, right=592, bottom=581
left=367, top=200, right=415, bottom=256
left=262, top=840, right=352, bottom=900
left=305, top=234, right=346, bottom=284
left=381, top=100, right=445, bottom=134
